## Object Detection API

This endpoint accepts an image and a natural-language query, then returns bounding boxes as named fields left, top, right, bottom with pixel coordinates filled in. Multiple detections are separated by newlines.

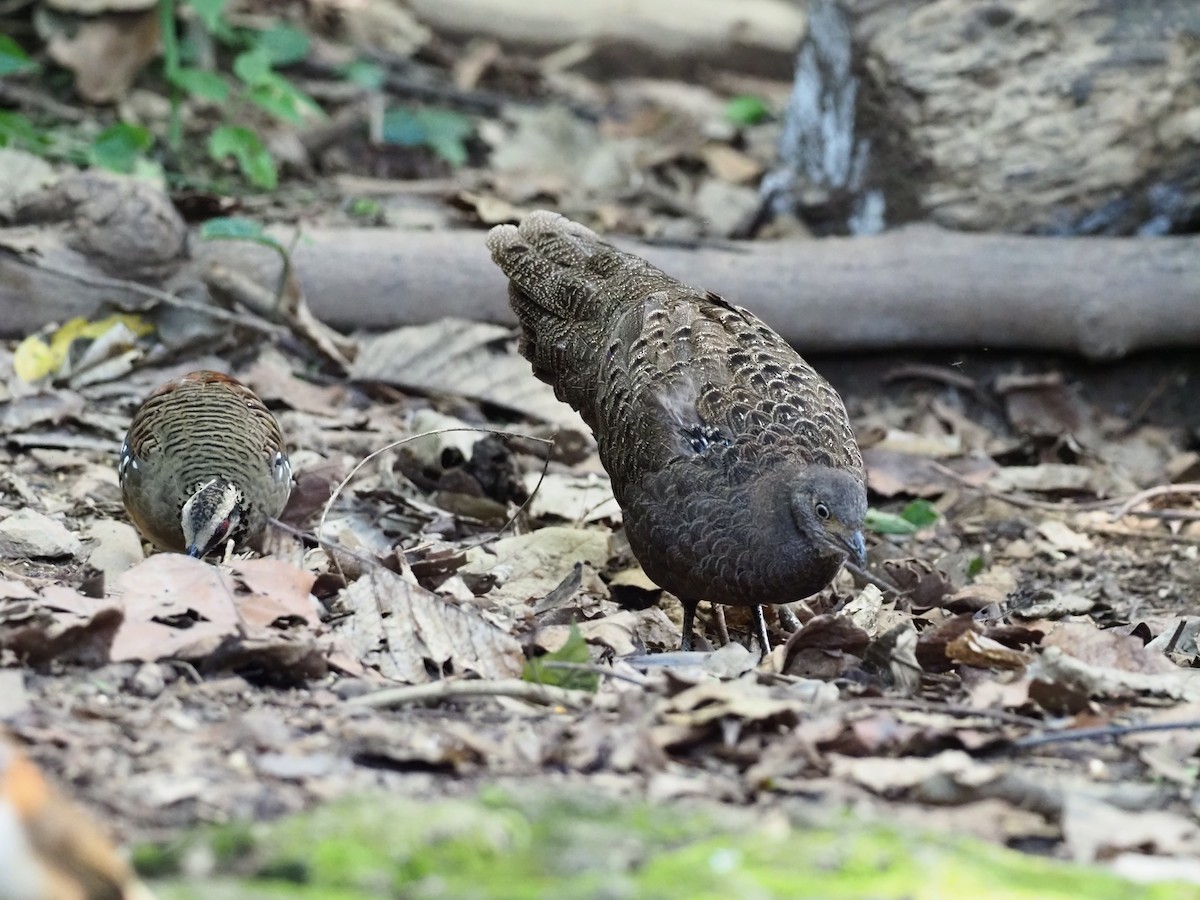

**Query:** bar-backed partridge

left=487, top=211, right=867, bottom=651
left=118, top=371, right=291, bottom=558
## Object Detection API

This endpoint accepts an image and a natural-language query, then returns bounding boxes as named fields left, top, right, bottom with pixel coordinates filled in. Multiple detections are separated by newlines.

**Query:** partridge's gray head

left=789, top=466, right=868, bottom=568
left=487, top=210, right=868, bottom=652
left=119, top=371, right=292, bottom=559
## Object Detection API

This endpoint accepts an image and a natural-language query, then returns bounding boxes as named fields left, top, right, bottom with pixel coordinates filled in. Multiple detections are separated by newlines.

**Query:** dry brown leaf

left=461, top=526, right=611, bottom=610
left=882, top=558, right=957, bottom=608
left=700, top=143, right=763, bottom=184
left=1009, top=590, right=1096, bottom=619
left=946, top=630, right=1030, bottom=670
left=1040, top=621, right=1177, bottom=674
left=227, top=558, right=319, bottom=630
left=830, top=749, right=991, bottom=794
left=864, top=448, right=997, bottom=498
left=0, top=390, right=84, bottom=432
left=1035, top=519, right=1094, bottom=553
left=1031, top=646, right=1200, bottom=705
left=869, top=428, right=963, bottom=457
left=0, top=583, right=121, bottom=665
left=108, top=555, right=324, bottom=676
left=352, top=319, right=587, bottom=429
left=337, top=567, right=522, bottom=684
left=523, top=471, right=621, bottom=523
left=988, top=464, right=1099, bottom=494
left=243, top=353, right=349, bottom=417
left=662, top=679, right=806, bottom=729
left=1062, top=793, right=1200, bottom=863
left=782, top=614, right=870, bottom=678
left=996, top=372, right=1089, bottom=439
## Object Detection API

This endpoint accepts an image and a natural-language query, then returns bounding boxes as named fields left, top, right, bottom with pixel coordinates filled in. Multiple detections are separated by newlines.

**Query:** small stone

left=0, top=509, right=83, bottom=559
left=127, top=662, right=166, bottom=699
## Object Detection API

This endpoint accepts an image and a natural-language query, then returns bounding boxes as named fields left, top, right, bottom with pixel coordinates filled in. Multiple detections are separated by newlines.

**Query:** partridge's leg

left=753, top=605, right=771, bottom=655
left=680, top=598, right=698, bottom=651
left=713, top=604, right=730, bottom=645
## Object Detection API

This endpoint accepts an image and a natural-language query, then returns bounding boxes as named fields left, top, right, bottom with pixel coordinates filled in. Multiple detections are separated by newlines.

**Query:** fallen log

left=2, top=224, right=1197, bottom=359
left=196, top=226, right=1200, bottom=360
left=403, top=0, right=805, bottom=78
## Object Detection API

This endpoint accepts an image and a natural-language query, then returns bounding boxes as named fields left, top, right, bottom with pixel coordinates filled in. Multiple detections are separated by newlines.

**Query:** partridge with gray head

left=487, top=211, right=867, bottom=651
left=119, top=371, right=291, bottom=558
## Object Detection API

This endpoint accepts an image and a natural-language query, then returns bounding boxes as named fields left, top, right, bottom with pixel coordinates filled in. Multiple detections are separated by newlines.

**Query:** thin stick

left=1111, top=483, right=1200, bottom=520
left=852, top=697, right=1043, bottom=728
left=931, top=462, right=1118, bottom=512
left=1012, top=720, right=1200, bottom=750
left=346, top=677, right=595, bottom=710
left=1078, top=524, right=1200, bottom=546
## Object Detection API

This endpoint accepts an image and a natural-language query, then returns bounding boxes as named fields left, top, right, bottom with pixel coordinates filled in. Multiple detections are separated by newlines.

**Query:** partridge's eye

left=815, top=502, right=831, bottom=520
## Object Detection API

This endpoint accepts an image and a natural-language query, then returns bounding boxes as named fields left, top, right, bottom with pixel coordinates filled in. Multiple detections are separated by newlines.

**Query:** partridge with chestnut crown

left=119, top=371, right=291, bottom=558
left=487, top=211, right=867, bottom=651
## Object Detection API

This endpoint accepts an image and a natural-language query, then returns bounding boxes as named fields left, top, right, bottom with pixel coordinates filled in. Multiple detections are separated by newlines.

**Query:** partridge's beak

left=186, top=544, right=203, bottom=559
left=831, top=529, right=867, bottom=567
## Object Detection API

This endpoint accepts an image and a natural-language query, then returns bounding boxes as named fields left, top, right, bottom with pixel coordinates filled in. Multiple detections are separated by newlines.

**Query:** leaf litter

left=2, top=301, right=1200, bottom=886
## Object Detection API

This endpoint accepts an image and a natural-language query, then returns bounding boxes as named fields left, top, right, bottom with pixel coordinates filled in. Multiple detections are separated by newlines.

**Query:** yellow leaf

left=13, top=314, right=154, bottom=384
left=12, top=335, right=57, bottom=382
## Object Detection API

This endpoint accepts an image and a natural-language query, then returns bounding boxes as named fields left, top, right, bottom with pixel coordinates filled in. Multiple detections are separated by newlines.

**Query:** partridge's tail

left=486, top=211, right=632, bottom=423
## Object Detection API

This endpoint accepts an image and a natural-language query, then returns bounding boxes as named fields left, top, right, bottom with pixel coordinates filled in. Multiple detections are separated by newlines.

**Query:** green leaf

left=522, top=625, right=597, bottom=692
left=168, top=67, right=229, bottom=101
left=381, top=107, right=474, bottom=167
left=901, top=499, right=939, bottom=529
left=0, top=35, right=39, bottom=77
left=199, top=216, right=265, bottom=241
left=864, top=508, right=918, bottom=536
left=88, top=123, right=153, bottom=173
left=208, top=125, right=277, bottom=189
left=199, top=216, right=287, bottom=262
left=185, top=0, right=230, bottom=34
left=232, top=47, right=273, bottom=85
left=252, top=24, right=310, bottom=66
left=233, top=50, right=322, bottom=123
left=245, top=77, right=322, bottom=124
left=0, top=111, right=50, bottom=151
left=341, top=60, right=384, bottom=91
left=347, top=197, right=382, bottom=220
left=865, top=500, right=940, bottom=536
left=725, top=94, right=770, bottom=126
left=966, top=555, right=985, bottom=578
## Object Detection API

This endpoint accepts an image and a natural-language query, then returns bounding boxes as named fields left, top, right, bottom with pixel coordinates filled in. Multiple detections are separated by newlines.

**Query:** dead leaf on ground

left=1031, top=646, right=1200, bottom=707
left=946, top=630, right=1030, bottom=671
left=830, top=749, right=991, bottom=794
left=1063, top=793, right=1200, bottom=863
left=107, top=555, right=325, bottom=678
left=461, top=526, right=611, bottom=610
left=352, top=319, right=587, bottom=429
left=0, top=581, right=122, bottom=665
left=336, top=566, right=522, bottom=684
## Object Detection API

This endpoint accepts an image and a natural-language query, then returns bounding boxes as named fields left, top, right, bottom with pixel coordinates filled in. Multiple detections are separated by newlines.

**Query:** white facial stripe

left=181, top=481, right=243, bottom=552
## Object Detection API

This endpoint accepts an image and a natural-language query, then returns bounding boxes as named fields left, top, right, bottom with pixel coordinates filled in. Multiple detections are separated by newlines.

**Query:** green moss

left=145, top=791, right=1191, bottom=900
